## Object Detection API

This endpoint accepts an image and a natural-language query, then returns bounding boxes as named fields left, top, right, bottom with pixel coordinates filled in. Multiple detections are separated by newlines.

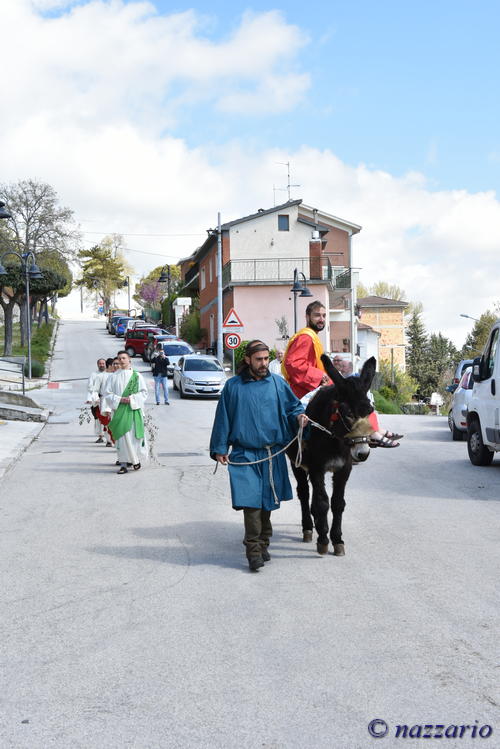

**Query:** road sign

left=223, top=308, right=243, bottom=327
left=225, top=332, right=241, bottom=349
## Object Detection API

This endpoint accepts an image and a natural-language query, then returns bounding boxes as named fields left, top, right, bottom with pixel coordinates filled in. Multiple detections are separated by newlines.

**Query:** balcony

left=221, top=256, right=345, bottom=287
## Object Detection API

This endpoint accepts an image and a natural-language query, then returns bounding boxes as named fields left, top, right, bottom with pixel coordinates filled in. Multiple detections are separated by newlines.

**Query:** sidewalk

left=0, top=419, right=46, bottom=481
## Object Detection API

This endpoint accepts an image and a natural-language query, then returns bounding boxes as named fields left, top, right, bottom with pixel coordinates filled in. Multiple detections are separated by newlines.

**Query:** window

left=485, top=329, right=499, bottom=378
left=201, top=266, right=206, bottom=290
left=209, top=258, right=213, bottom=283
left=184, top=358, right=223, bottom=372
left=278, top=214, right=289, bottom=231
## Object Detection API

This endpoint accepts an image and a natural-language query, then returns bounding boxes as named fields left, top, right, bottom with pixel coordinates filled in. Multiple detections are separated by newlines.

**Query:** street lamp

left=0, top=201, right=12, bottom=220
left=121, top=276, right=131, bottom=314
left=0, top=251, right=43, bottom=379
left=290, top=268, right=312, bottom=333
left=460, top=313, right=480, bottom=322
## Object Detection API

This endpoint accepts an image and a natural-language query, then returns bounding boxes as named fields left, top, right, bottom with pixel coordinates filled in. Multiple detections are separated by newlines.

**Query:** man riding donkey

left=210, top=340, right=308, bottom=572
left=283, top=300, right=402, bottom=447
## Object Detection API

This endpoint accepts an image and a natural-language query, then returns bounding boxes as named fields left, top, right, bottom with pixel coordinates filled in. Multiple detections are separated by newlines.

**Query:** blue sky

left=138, top=0, right=500, bottom=194
left=4, top=0, right=500, bottom=342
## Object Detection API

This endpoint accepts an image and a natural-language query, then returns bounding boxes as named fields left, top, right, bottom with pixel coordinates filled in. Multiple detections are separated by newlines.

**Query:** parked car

left=446, top=358, right=474, bottom=394
left=115, top=317, right=136, bottom=337
left=143, top=333, right=179, bottom=362
left=173, top=354, right=226, bottom=398
left=448, top=367, right=473, bottom=440
left=106, top=308, right=128, bottom=331
left=156, top=341, right=194, bottom=376
left=124, top=319, right=152, bottom=334
left=467, top=320, right=500, bottom=465
left=124, top=327, right=167, bottom=358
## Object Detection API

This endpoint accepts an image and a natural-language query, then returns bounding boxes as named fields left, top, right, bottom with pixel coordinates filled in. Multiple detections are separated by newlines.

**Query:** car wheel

left=451, top=421, right=463, bottom=441
left=467, top=418, right=494, bottom=466
left=126, top=346, right=135, bottom=357
left=173, top=379, right=178, bottom=391
left=179, top=383, right=186, bottom=399
left=447, top=410, right=453, bottom=432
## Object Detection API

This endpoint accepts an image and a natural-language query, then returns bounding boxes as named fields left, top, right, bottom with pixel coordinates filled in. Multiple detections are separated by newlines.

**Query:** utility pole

left=217, top=213, right=223, bottom=363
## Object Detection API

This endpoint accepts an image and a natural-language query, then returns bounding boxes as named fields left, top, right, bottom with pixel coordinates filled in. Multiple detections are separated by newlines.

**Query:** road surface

left=1, top=320, right=498, bottom=748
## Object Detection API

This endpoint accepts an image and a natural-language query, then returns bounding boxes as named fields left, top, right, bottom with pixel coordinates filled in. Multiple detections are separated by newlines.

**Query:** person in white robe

left=86, top=358, right=107, bottom=442
left=104, top=351, right=148, bottom=473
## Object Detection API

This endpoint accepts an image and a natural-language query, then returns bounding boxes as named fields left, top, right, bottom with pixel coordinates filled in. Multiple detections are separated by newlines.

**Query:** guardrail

left=0, top=356, right=26, bottom=395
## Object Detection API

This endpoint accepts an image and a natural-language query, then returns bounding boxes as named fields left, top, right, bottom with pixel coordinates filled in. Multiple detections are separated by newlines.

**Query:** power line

left=79, top=230, right=204, bottom=237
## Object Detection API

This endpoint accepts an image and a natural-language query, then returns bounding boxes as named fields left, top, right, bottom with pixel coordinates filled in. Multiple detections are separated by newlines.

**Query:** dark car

left=143, top=333, right=178, bottom=362
left=114, top=317, right=136, bottom=337
left=124, top=327, right=167, bottom=358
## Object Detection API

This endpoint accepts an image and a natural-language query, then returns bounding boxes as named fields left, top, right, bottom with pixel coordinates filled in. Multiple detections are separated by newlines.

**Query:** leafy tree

left=134, top=264, right=182, bottom=323
left=77, top=236, right=132, bottom=313
left=357, top=279, right=422, bottom=316
left=461, top=308, right=499, bottom=359
left=419, top=333, right=459, bottom=397
left=179, top=303, right=206, bottom=345
left=0, top=264, right=66, bottom=354
left=406, top=310, right=428, bottom=382
left=0, top=179, right=78, bottom=351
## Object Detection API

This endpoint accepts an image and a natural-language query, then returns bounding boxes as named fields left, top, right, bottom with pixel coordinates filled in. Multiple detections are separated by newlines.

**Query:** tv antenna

left=275, top=161, right=300, bottom=202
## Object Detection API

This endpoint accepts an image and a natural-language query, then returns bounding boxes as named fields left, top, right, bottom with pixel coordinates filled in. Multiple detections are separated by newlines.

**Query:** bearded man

left=210, top=340, right=307, bottom=572
left=282, top=301, right=331, bottom=399
left=105, top=351, right=148, bottom=474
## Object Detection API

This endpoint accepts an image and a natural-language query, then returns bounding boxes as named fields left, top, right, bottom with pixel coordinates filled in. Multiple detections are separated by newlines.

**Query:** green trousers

left=243, top=508, right=273, bottom=559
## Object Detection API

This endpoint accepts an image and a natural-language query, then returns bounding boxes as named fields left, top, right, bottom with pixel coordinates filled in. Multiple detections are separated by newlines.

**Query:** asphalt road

left=1, top=320, right=498, bottom=749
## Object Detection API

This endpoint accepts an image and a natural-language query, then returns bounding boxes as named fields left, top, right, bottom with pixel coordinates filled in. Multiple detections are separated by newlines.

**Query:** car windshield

left=184, top=359, right=222, bottom=372
left=163, top=344, right=192, bottom=356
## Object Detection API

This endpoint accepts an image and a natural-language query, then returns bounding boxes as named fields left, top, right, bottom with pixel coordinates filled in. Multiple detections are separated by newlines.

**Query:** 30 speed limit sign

left=225, top=332, right=241, bottom=349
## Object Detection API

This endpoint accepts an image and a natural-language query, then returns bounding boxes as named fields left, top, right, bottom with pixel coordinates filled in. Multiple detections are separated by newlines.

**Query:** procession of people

left=87, top=350, right=148, bottom=474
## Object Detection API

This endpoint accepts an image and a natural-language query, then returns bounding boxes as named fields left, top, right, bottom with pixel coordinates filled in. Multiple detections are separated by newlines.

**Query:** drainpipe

left=217, top=212, right=223, bottom=363
left=349, top=234, right=357, bottom=371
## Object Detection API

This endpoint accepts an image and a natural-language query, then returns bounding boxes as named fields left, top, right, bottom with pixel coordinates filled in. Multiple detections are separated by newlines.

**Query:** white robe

left=87, top=370, right=107, bottom=436
left=104, top=368, right=148, bottom=465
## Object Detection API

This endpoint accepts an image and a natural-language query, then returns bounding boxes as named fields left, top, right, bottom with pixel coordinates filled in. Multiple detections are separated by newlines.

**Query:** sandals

left=381, top=429, right=404, bottom=440
left=370, top=435, right=400, bottom=448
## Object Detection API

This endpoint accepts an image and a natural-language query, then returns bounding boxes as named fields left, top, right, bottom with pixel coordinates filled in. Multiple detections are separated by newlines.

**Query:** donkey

left=287, top=354, right=376, bottom=556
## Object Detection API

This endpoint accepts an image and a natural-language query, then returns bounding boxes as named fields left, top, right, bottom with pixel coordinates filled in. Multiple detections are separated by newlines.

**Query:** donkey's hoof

left=316, top=542, right=329, bottom=555
left=303, top=530, right=313, bottom=543
left=333, top=543, right=345, bottom=556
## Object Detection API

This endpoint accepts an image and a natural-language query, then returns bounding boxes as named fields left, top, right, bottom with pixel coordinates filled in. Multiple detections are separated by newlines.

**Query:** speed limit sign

left=225, top=332, right=241, bottom=349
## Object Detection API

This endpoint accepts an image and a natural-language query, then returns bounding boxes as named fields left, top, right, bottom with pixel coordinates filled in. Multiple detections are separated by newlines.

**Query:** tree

left=461, top=308, right=499, bottom=359
left=0, top=179, right=79, bottom=352
left=77, top=236, right=132, bottom=313
left=406, top=310, right=428, bottom=383
left=179, top=302, right=206, bottom=345
left=357, top=279, right=422, bottom=316
left=0, top=264, right=67, bottom=354
left=134, top=264, right=182, bottom=323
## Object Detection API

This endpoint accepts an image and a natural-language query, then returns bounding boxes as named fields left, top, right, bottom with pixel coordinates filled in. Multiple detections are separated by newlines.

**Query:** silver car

left=173, top=355, right=226, bottom=398
left=449, top=366, right=473, bottom=440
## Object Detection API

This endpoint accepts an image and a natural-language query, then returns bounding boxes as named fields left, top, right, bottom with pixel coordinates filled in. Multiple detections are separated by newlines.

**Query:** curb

left=0, top=420, right=46, bottom=484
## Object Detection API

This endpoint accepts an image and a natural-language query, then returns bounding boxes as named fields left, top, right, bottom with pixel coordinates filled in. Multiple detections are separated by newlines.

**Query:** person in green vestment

left=105, top=351, right=148, bottom=474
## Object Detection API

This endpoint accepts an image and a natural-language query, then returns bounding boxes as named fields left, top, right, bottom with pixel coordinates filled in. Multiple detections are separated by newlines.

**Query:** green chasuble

left=108, top=370, right=145, bottom=442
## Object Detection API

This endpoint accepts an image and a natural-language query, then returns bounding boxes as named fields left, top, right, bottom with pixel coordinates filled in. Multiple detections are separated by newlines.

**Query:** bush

left=378, top=361, right=418, bottom=405
left=373, top=391, right=401, bottom=414
left=378, top=385, right=397, bottom=401
left=401, top=402, right=430, bottom=415
left=24, top=358, right=44, bottom=377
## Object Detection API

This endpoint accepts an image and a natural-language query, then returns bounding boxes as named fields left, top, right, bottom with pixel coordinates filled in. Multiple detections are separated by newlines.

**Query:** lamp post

left=158, top=265, right=172, bottom=326
left=121, top=276, right=131, bottom=314
left=0, top=251, right=43, bottom=378
left=460, top=313, right=480, bottom=322
left=290, top=268, right=313, bottom=333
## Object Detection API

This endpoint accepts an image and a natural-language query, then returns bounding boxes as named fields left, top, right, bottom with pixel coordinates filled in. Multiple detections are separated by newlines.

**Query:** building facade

left=179, top=200, right=362, bottom=357
left=357, top=296, right=408, bottom=369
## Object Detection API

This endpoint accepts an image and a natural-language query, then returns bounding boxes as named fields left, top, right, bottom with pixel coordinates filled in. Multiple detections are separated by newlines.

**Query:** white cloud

left=2, top=1, right=499, bottom=347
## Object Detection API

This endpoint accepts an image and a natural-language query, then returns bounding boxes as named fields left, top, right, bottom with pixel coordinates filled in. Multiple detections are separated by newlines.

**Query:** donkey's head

left=313, top=355, right=377, bottom=462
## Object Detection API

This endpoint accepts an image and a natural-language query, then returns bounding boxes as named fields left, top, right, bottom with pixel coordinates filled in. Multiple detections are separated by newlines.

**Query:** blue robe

left=209, top=371, right=304, bottom=511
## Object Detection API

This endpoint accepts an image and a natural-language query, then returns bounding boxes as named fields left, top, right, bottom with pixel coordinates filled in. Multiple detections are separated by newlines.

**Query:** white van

left=467, top=319, right=500, bottom=465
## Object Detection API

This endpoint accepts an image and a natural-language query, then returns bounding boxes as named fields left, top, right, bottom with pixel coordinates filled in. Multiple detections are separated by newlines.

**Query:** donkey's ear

left=359, top=356, right=376, bottom=391
left=321, top=354, right=346, bottom=390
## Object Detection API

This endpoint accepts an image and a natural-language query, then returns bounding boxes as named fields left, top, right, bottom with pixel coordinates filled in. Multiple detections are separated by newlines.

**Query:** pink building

left=179, top=200, right=362, bottom=355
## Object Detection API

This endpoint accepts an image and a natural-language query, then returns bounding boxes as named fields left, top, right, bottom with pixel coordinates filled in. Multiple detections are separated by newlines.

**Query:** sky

left=2, top=0, right=500, bottom=345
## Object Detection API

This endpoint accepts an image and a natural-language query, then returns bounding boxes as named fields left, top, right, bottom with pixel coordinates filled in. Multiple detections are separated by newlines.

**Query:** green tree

left=461, top=308, right=499, bottom=359
left=0, top=264, right=67, bottom=355
left=77, top=237, right=132, bottom=313
left=357, top=279, right=422, bottom=316
left=406, top=310, right=428, bottom=383
left=0, top=179, right=78, bottom=351
left=420, top=333, right=459, bottom=397
left=179, top=302, right=206, bottom=345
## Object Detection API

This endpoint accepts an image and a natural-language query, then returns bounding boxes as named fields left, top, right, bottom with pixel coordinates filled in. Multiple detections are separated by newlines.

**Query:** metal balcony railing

left=221, top=256, right=340, bottom=286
